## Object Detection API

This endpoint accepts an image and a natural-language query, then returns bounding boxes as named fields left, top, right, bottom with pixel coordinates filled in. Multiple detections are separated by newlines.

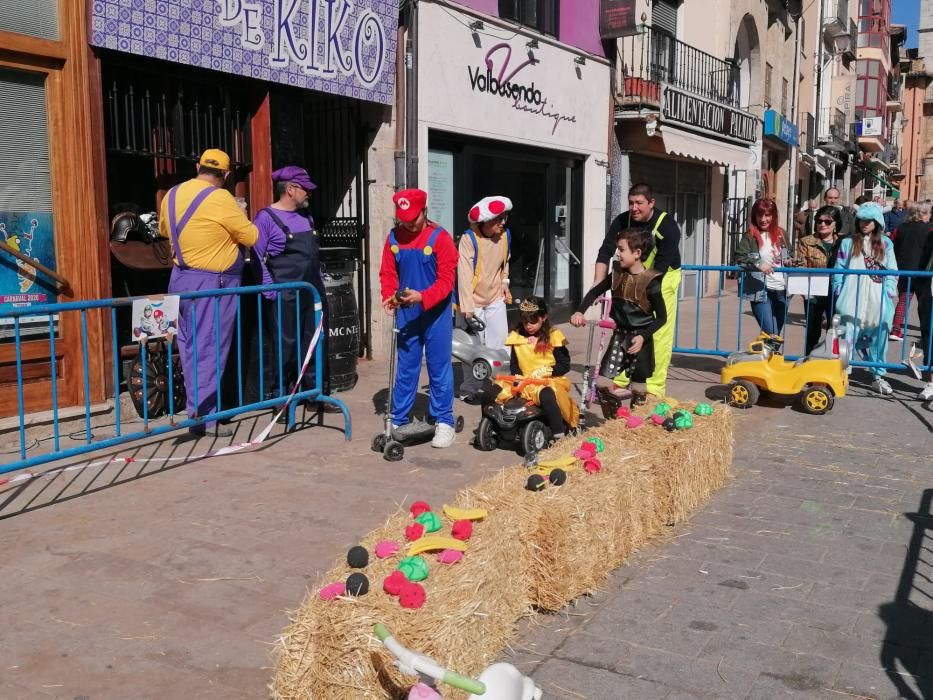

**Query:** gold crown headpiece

left=519, top=299, right=540, bottom=313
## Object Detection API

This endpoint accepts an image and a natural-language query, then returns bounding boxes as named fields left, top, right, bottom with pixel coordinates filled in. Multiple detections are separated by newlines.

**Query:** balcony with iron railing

left=822, top=0, right=849, bottom=36
left=817, top=107, right=847, bottom=149
left=617, top=25, right=740, bottom=110
left=799, top=111, right=816, bottom=154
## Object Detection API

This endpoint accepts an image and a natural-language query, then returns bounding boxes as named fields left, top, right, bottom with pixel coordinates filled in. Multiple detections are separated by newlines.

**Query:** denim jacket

left=734, top=232, right=791, bottom=302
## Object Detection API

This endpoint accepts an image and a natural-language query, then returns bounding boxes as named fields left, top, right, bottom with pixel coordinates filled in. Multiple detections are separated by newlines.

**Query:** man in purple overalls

left=252, top=166, right=336, bottom=416
left=160, top=149, right=259, bottom=438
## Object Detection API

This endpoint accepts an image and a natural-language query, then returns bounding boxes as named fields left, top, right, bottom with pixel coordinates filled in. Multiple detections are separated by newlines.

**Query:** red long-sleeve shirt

left=379, top=223, right=458, bottom=311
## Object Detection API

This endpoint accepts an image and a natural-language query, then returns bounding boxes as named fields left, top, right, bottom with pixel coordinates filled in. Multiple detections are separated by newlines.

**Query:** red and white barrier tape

left=1, top=305, right=326, bottom=489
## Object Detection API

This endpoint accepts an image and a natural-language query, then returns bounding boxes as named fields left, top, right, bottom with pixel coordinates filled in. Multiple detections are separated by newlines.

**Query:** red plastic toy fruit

left=650, top=414, right=666, bottom=426
left=383, top=570, right=408, bottom=596
left=573, top=442, right=596, bottom=459
left=399, top=581, right=427, bottom=609
left=410, top=501, right=431, bottom=518
left=451, top=519, right=473, bottom=541
left=405, top=523, right=425, bottom=542
left=615, top=406, right=631, bottom=419
left=626, top=415, right=644, bottom=429
left=583, top=458, right=602, bottom=474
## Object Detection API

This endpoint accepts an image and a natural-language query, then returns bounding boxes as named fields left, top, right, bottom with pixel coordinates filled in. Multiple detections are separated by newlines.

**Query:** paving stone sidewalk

left=504, top=353, right=933, bottom=700
left=2, top=322, right=931, bottom=699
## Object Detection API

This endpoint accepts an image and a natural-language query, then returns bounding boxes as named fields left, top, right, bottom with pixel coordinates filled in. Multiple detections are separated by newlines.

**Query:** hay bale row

left=272, top=401, right=733, bottom=699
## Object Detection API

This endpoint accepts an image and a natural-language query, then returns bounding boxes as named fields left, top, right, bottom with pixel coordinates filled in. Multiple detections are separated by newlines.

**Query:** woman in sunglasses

left=795, top=205, right=845, bottom=353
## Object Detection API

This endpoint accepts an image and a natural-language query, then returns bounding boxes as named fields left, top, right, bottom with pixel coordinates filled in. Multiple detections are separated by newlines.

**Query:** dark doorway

left=429, top=132, right=583, bottom=323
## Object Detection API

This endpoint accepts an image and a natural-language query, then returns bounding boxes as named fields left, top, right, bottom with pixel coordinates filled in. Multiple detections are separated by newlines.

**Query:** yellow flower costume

left=493, top=328, right=580, bottom=428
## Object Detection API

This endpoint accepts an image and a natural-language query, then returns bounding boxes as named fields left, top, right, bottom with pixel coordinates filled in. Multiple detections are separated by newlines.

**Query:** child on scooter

left=480, top=297, right=579, bottom=441
left=571, top=228, right=667, bottom=410
left=380, top=188, right=458, bottom=449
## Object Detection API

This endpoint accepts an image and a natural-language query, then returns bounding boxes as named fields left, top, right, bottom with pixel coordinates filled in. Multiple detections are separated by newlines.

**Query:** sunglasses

left=816, top=219, right=835, bottom=225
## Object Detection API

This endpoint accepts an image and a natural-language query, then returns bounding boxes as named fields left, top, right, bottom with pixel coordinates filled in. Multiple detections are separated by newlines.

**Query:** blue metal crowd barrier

left=1, top=282, right=350, bottom=475
left=674, top=264, right=933, bottom=374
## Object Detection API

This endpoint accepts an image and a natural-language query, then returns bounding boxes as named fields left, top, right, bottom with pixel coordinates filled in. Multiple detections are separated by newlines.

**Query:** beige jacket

left=456, top=230, right=510, bottom=313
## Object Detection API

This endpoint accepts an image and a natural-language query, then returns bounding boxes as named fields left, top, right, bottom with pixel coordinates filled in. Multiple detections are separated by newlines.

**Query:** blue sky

left=892, top=0, right=920, bottom=48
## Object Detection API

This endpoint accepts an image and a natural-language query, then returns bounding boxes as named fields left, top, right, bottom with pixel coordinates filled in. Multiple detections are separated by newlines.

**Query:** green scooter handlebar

left=373, top=624, right=486, bottom=696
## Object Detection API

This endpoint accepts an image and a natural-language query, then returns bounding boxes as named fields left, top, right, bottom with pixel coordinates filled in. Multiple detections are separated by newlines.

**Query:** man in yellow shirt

left=160, top=149, right=258, bottom=437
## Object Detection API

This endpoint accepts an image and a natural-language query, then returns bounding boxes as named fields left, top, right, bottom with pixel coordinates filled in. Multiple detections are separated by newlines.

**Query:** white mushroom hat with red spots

left=468, top=196, right=513, bottom=224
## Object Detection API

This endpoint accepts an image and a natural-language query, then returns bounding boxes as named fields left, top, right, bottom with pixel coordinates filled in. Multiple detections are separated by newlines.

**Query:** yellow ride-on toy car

left=720, top=318, right=849, bottom=415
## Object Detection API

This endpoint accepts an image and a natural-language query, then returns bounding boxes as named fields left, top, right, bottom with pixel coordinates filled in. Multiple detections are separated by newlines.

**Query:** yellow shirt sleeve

left=505, top=331, right=525, bottom=346
left=205, top=189, right=259, bottom=247
left=550, top=329, right=568, bottom=347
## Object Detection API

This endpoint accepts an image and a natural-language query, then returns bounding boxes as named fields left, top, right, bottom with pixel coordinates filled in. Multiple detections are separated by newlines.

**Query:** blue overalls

left=389, top=227, right=455, bottom=427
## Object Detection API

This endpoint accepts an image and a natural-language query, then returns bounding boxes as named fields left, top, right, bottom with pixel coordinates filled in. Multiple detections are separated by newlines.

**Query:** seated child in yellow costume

left=481, top=296, right=579, bottom=440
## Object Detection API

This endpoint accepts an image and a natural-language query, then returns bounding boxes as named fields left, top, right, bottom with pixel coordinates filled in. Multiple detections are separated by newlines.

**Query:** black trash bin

left=321, top=250, right=360, bottom=393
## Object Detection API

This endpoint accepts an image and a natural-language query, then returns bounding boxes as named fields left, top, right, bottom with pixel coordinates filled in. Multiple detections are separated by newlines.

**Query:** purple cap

left=272, top=166, right=317, bottom=191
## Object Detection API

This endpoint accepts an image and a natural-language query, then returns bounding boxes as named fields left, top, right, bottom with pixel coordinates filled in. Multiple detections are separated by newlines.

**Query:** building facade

left=0, top=0, right=399, bottom=418
left=415, top=0, right=611, bottom=322
left=851, top=0, right=906, bottom=200
left=612, top=0, right=762, bottom=293
left=902, top=0, right=933, bottom=201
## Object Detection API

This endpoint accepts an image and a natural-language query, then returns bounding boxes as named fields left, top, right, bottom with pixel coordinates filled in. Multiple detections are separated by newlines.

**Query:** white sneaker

left=919, top=382, right=933, bottom=401
left=889, top=333, right=903, bottom=342
left=871, top=377, right=894, bottom=396
left=431, top=423, right=456, bottom=448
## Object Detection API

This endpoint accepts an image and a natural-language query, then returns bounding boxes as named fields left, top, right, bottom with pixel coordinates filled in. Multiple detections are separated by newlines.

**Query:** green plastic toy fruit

left=415, top=511, right=442, bottom=533
left=584, top=437, right=605, bottom=453
left=654, top=402, right=673, bottom=416
left=398, top=556, right=430, bottom=582
left=694, top=403, right=714, bottom=416
left=673, top=411, right=694, bottom=429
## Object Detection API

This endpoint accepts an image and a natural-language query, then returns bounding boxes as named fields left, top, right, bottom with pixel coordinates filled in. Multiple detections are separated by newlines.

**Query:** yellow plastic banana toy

left=442, top=505, right=488, bottom=521
left=536, top=455, right=578, bottom=469
left=408, top=536, right=468, bottom=556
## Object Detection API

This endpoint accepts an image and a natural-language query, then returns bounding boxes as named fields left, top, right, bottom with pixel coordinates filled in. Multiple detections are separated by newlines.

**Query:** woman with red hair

left=734, top=198, right=792, bottom=335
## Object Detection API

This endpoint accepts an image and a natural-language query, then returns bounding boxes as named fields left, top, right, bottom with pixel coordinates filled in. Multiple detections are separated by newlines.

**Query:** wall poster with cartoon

left=0, top=212, right=58, bottom=339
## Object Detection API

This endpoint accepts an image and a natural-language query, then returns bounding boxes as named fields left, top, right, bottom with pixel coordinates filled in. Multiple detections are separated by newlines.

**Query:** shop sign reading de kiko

left=467, top=43, right=577, bottom=135
left=661, top=86, right=758, bottom=144
left=91, top=0, right=396, bottom=105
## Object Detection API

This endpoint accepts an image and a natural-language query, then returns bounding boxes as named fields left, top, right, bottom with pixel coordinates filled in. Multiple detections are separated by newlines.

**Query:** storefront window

left=499, top=0, right=559, bottom=37
left=0, top=0, right=59, bottom=40
left=0, top=67, right=59, bottom=336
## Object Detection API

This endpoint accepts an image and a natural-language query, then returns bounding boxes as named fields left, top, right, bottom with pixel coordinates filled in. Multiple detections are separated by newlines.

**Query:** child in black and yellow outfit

left=572, top=228, right=667, bottom=409
left=481, top=297, right=579, bottom=440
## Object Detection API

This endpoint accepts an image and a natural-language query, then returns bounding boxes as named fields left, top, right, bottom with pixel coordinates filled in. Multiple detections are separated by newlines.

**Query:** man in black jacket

left=592, top=183, right=681, bottom=397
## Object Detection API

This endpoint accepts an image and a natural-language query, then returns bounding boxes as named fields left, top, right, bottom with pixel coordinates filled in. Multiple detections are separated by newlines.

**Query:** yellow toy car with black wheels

left=720, top=319, right=848, bottom=415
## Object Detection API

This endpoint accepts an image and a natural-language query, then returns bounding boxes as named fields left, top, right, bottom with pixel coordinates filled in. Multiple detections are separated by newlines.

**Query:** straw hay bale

left=272, top=401, right=733, bottom=699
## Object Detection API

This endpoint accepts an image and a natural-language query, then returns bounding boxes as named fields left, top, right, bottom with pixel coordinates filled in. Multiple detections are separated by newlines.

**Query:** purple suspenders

left=168, top=185, right=218, bottom=270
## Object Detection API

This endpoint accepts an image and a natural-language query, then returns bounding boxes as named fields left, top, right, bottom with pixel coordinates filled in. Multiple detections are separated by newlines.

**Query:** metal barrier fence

left=674, top=265, right=933, bottom=374
left=1, top=282, right=350, bottom=474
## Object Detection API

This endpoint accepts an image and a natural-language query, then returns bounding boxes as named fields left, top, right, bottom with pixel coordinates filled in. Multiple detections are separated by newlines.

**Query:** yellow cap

left=198, top=148, right=231, bottom=171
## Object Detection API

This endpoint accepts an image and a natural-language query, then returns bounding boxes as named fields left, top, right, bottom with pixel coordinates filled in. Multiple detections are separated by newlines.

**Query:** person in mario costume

left=379, top=188, right=458, bottom=448
left=457, top=195, right=513, bottom=402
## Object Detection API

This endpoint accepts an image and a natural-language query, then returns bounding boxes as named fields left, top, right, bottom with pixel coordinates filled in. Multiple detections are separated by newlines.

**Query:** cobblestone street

left=2, top=334, right=931, bottom=698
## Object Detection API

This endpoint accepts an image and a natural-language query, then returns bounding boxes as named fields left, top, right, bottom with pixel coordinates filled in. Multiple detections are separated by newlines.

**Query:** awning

left=858, top=165, right=901, bottom=198
left=815, top=148, right=843, bottom=167
left=659, top=126, right=754, bottom=171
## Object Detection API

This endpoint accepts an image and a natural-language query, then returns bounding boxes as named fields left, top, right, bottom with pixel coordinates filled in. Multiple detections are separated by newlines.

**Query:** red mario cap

left=393, top=188, right=427, bottom=223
